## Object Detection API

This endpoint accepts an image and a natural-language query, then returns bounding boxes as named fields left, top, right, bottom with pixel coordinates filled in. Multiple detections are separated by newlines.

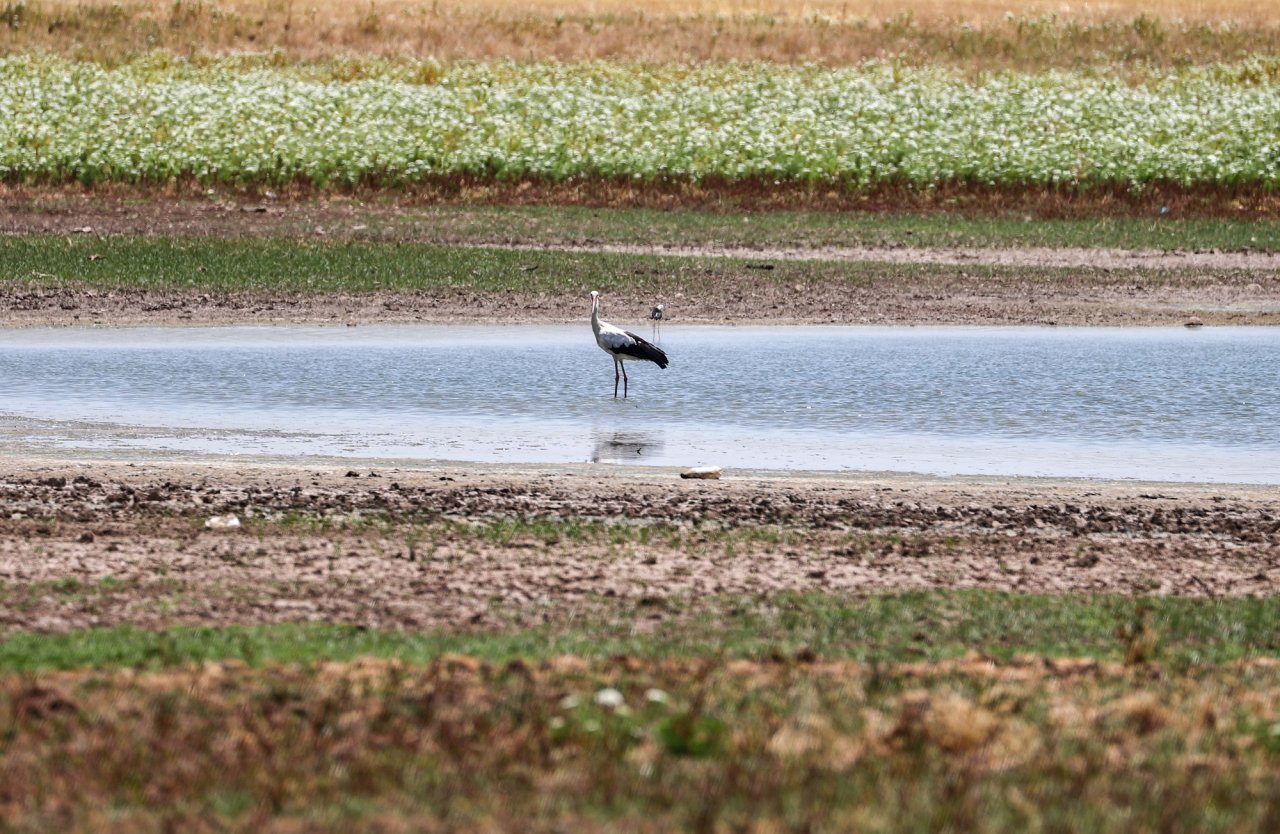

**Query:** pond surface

left=1, top=324, right=1277, bottom=483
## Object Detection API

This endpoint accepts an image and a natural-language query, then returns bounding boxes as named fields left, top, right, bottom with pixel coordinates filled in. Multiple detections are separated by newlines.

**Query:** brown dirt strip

left=2, top=459, right=1277, bottom=633
left=5, top=271, right=1277, bottom=327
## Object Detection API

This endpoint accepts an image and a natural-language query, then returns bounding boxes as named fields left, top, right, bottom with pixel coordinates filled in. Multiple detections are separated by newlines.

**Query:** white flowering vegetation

left=1, top=55, right=1277, bottom=188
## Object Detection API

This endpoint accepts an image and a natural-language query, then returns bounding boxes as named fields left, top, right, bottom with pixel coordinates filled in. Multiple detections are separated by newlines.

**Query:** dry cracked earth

left=2, top=461, right=1278, bottom=634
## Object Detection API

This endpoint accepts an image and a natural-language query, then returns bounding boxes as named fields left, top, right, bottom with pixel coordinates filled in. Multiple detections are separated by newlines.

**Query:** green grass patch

left=365, top=203, right=1280, bottom=252
left=0, top=231, right=1243, bottom=298
left=3, top=591, right=1277, bottom=672
left=11, top=201, right=1280, bottom=254
left=3, top=233, right=732, bottom=294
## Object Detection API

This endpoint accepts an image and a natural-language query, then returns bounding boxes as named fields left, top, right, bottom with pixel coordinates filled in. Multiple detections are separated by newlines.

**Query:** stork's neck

left=590, top=296, right=602, bottom=336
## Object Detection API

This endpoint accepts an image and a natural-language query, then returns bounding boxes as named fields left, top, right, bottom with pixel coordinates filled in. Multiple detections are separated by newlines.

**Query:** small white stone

left=204, top=514, right=241, bottom=530
left=644, top=688, right=670, bottom=704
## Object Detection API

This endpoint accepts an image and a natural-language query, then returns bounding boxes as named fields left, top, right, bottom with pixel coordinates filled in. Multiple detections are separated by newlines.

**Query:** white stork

left=590, top=290, right=669, bottom=398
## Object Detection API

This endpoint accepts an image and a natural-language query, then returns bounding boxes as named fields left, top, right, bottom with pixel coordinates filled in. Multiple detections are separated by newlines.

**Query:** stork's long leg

left=622, top=363, right=629, bottom=398
left=613, top=359, right=621, bottom=398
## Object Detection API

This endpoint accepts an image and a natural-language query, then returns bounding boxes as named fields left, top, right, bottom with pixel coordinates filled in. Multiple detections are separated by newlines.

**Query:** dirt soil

left=4, top=196, right=1279, bottom=327
left=2, top=459, right=1277, bottom=634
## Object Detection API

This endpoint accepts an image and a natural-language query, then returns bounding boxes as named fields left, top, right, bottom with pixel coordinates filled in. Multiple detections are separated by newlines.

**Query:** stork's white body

left=590, top=291, right=669, bottom=398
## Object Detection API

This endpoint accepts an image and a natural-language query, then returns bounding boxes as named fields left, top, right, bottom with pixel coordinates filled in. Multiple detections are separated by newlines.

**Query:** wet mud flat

left=2, top=459, right=1277, bottom=633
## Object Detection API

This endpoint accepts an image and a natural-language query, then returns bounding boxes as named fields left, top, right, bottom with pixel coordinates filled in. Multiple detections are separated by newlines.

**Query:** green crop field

left=3, top=55, right=1278, bottom=190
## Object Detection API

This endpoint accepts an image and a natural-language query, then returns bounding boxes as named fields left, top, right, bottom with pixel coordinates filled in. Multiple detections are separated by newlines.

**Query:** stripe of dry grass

left=2, top=652, right=1278, bottom=832
left=5, top=0, right=1279, bottom=70
left=6, top=178, right=1280, bottom=222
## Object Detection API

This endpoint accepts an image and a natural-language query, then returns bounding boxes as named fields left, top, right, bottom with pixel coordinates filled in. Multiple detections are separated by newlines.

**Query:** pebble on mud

left=204, top=514, right=241, bottom=530
left=680, top=467, right=722, bottom=480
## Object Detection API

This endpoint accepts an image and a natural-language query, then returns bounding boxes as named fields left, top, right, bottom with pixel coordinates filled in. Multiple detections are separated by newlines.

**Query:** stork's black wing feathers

left=617, top=331, right=669, bottom=368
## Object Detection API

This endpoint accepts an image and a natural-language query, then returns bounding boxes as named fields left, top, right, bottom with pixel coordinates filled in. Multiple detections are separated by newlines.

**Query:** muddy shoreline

left=11, top=282, right=1279, bottom=327
left=2, top=458, right=1277, bottom=634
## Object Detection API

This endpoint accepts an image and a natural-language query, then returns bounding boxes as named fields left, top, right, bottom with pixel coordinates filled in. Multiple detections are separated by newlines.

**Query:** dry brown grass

left=3, top=0, right=1278, bottom=68
left=3, top=654, right=1279, bottom=832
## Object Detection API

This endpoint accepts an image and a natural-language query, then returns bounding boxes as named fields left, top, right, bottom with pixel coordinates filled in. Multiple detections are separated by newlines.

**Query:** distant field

left=3, top=57, right=1277, bottom=193
left=3, top=1, right=1278, bottom=208
left=4, top=0, right=1278, bottom=69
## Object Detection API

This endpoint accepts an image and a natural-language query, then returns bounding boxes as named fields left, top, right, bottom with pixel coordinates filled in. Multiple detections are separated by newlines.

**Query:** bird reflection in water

left=590, top=430, right=664, bottom=463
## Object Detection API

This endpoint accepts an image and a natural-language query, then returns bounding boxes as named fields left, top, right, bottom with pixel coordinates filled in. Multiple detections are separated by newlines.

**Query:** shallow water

left=1, top=324, right=1277, bottom=482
